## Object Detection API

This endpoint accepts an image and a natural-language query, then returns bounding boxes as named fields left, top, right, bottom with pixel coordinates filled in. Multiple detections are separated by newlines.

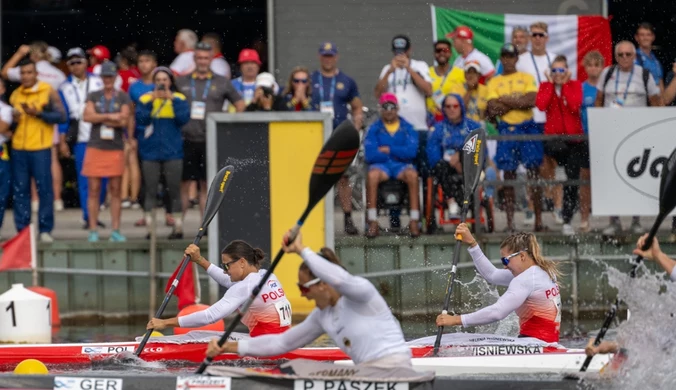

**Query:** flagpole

left=30, top=223, right=38, bottom=286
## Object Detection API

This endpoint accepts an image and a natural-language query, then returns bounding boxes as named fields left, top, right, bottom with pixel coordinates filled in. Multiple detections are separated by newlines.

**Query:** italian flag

left=431, top=6, right=612, bottom=81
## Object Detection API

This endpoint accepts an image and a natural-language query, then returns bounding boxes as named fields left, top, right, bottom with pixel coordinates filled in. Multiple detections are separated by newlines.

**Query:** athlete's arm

left=206, top=263, right=235, bottom=288
left=460, top=273, right=531, bottom=327
left=177, top=282, right=249, bottom=327
left=300, top=248, right=374, bottom=302
left=468, top=245, right=513, bottom=286
left=236, top=310, right=324, bottom=357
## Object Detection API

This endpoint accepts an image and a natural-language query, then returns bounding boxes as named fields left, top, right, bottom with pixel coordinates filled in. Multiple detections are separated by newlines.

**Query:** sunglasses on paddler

left=220, top=258, right=240, bottom=272
left=501, top=250, right=527, bottom=266
left=297, top=277, right=321, bottom=294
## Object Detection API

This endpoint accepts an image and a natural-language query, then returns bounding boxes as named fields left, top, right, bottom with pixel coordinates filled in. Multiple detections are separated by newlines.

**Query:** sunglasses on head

left=297, top=277, right=321, bottom=294
left=501, top=250, right=527, bottom=266
left=617, top=52, right=634, bottom=58
left=293, top=78, right=308, bottom=84
left=531, top=32, right=547, bottom=38
left=551, top=67, right=566, bottom=74
left=435, top=47, right=450, bottom=53
left=220, top=258, right=240, bottom=272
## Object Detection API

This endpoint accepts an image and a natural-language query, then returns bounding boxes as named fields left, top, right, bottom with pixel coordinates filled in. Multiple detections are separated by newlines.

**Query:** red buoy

left=173, top=304, right=224, bottom=335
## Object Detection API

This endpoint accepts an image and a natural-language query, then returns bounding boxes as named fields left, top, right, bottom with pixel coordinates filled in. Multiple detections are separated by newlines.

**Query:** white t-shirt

left=238, top=248, right=411, bottom=365
left=58, top=75, right=105, bottom=143
left=170, top=51, right=196, bottom=76
left=596, top=64, right=659, bottom=108
left=452, top=48, right=496, bottom=78
left=516, top=51, right=557, bottom=123
left=210, top=56, right=231, bottom=79
left=8, top=60, right=65, bottom=91
left=0, top=101, right=14, bottom=146
left=379, top=59, right=432, bottom=130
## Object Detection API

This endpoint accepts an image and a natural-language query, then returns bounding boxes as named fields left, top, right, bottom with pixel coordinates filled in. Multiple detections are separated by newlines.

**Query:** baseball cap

left=66, top=47, right=86, bottom=60
left=500, top=43, right=519, bottom=56
left=88, top=45, right=111, bottom=61
left=449, top=26, right=474, bottom=40
left=238, top=49, right=262, bottom=65
left=47, top=46, right=61, bottom=64
left=318, top=42, right=338, bottom=56
left=379, top=92, right=398, bottom=106
left=100, top=60, right=118, bottom=77
left=464, top=60, right=481, bottom=73
left=255, top=72, right=276, bottom=89
left=391, top=35, right=411, bottom=54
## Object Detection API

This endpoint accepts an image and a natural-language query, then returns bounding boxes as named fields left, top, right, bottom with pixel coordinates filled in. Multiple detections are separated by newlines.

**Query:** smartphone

left=158, top=84, right=166, bottom=91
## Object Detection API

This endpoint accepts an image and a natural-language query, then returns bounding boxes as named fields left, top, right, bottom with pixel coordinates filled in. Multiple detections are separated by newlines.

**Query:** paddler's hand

left=585, top=339, right=619, bottom=356
left=436, top=313, right=461, bottom=327
left=455, top=223, right=477, bottom=247
left=282, top=230, right=305, bottom=255
left=206, top=338, right=238, bottom=358
left=147, top=318, right=168, bottom=330
left=633, top=233, right=663, bottom=261
left=185, top=244, right=202, bottom=263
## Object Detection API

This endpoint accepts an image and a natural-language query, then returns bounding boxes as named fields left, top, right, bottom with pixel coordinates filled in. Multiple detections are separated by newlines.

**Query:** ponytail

left=500, top=232, right=561, bottom=282
left=252, top=248, right=266, bottom=268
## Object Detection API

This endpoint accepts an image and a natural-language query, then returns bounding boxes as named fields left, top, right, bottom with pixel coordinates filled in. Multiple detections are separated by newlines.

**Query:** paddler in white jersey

left=147, top=240, right=292, bottom=337
left=436, top=224, right=562, bottom=343
left=206, top=231, right=412, bottom=368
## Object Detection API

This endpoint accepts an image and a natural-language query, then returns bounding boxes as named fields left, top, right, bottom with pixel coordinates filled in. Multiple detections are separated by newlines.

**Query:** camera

left=261, top=87, right=273, bottom=97
left=158, top=84, right=166, bottom=91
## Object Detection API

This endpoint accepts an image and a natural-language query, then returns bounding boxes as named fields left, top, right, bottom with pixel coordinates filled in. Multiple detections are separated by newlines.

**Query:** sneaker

left=39, top=232, right=54, bottom=243
left=344, top=217, right=359, bottom=235
left=31, top=201, right=39, bottom=213
left=167, top=229, right=183, bottom=240
left=131, top=202, right=141, bottom=210
left=54, top=199, right=64, bottom=211
left=121, top=199, right=132, bottom=209
left=602, top=221, right=622, bottom=236
left=630, top=221, right=645, bottom=235
left=448, top=200, right=460, bottom=217
left=99, top=203, right=108, bottom=211
left=134, top=217, right=147, bottom=227
left=523, top=211, right=535, bottom=226
left=88, top=231, right=99, bottom=242
left=109, top=230, right=126, bottom=242
left=562, top=224, right=575, bottom=236
left=552, top=209, right=564, bottom=225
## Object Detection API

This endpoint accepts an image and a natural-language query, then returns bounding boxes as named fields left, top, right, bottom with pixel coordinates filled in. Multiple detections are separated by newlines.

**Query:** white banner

left=588, top=107, right=676, bottom=216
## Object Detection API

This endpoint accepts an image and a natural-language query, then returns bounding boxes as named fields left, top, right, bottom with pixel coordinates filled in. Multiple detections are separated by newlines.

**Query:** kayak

left=0, top=331, right=591, bottom=373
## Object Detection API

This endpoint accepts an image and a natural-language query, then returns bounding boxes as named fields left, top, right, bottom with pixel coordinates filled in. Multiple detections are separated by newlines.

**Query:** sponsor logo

left=54, top=377, right=123, bottom=390
left=294, top=380, right=408, bottom=390
left=471, top=345, right=543, bottom=356
left=462, top=134, right=477, bottom=154
left=267, top=280, right=278, bottom=289
left=80, top=346, right=134, bottom=355
left=218, top=170, right=231, bottom=193
left=176, top=376, right=231, bottom=390
left=307, top=369, right=359, bottom=377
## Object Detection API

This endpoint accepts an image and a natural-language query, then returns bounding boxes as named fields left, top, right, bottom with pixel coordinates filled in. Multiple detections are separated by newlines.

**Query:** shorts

left=544, top=140, right=590, bottom=170
left=495, top=121, right=544, bottom=172
left=369, top=162, right=416, bottom=179
left=182, top=140, right=206, bottom=181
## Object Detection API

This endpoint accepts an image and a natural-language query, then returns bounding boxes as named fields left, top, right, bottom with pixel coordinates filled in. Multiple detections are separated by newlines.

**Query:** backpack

left=602, top=64, right=651, bottom=106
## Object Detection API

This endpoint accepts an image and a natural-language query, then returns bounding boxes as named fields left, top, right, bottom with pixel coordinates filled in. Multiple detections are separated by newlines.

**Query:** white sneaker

left=54, top=199, right=64, bottom=211
left=562, top=224, right=575, bottom=236
left=39, top=232, right=54, bottom=243
left=448, top=200, right=460, bottom=217
left=121, top=199, right=132, bottom=209
left=31, top=201, right=39, bottom=213
left=553, top=209, right=564, bottom=225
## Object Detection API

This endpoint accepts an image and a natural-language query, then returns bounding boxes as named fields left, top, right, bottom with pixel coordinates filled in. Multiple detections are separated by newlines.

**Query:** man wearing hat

left=310, top=41, right=363, bottom=235
left=486, top=43, right=544, bottom=232
left=449, top=26, right=495, bottom=83
left=230, top=49, right=279, bottom=110
left=58, top=47, right=107, bottom=229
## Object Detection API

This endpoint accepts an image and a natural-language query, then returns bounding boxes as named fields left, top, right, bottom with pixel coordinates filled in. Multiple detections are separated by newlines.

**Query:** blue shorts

left=369, top=162, right=416, bottom=179
left=495, top=121, right=544, bottom=171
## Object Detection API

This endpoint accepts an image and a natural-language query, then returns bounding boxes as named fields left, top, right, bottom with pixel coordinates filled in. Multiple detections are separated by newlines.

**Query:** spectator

left=87, top=45, right=111, bottom=75
left=486, top=43, right=544, bottom=232
left=634, top=22, right=664, bottom=92
left=595, top=40, right=662, bottom=235
left=535, top=55, right=584, bottom=236
left=244, top=72, right=286, bottom=111
left=81, top=61, right=131, bottom=242
left=449, top=26, right=496, bottom=82
left=201, top=32, right=232, bottom=79
left=57, top=47, right=107, bottom=229
left=229, top=49, right=280, bottom=112
left=0, top=79, right=14, bottom=241
left=426, top=93, right=482, bottom=217
left=136, top=67, right=190, bottom=239
left=115, top=45, right=141, bottom=92
left=459, top=61, right=489, bottom=122
left=310, top=41, right=363, bottom=235
left=427, top=39, right=466, bottom=123
left=496, top=26, right=530, bottom=75
left=9, top=58, right=66, bottom=243
left=175, top=41, right=244, bottom=223
left=281, top=66, right=313, bottom=111
left=47, top=46, right=69, bottom=75
left=170, top=29, right=198, bottom=77
left=579, top=50, right=605, bottom=233
left=364, top=93, right=420, bottom=238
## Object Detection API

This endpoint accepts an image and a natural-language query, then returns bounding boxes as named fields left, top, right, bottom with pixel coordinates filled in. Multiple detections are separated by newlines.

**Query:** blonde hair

left=583, top=50, right=605, bottom=67
left=500, top=232, right=561, bottom=282
left=29, top=41, right=49, bottom=61
left=530, top=22, right=549, bottom=34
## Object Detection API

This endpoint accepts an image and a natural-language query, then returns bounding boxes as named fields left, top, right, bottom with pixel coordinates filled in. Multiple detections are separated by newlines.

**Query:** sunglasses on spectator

left=617, top=52, right=634, bottom=58
left=435, top=47, right=450, bottom=53
left=501, top=250, right=527, bottom=266
left=531, top=32, right=547, bottom=38
left=67, top=60, right=84, bottom=66
left=220, top=258, right=240, bottom=272
left=293, top=78, right=308, bottom=84
left=381, top=102, right=398, bottom=111
left=551, top=67, right=566, bottom=74
left=444, top=103, right=460, bottom=109
left=297, top=277, right=321, bottom=294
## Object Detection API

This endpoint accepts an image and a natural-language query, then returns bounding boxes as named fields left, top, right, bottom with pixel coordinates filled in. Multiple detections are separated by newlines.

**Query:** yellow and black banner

left=207, top=113, right=333, bottom=314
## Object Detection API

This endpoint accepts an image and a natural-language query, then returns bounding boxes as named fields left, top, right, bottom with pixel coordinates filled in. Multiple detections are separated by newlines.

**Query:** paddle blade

left=460, top=128, right=487, bottom=202
left=658, top=147, right=676, bottom=216
left=303, top=120, right=360, bottom=221
left=201, top=165, right=235, bottom=230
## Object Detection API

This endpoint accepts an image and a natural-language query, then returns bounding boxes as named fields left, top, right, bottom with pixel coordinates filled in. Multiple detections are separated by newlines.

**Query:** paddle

left=432, top=128, right=487, bottom=357
left=194, top=120, right=360, bottom=374
left=135, top=165, right=235, bottom=357
left=579, top=146, right=676, bottom=372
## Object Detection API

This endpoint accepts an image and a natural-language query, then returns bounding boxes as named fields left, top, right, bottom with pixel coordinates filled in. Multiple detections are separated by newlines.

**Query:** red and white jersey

left=7, top=60, right=65, bottom=91
left=460, top=245, right=561, bottom=343
left=170, top=51, right=195, bottom=77
left=180, top=266, right=291, bottom=337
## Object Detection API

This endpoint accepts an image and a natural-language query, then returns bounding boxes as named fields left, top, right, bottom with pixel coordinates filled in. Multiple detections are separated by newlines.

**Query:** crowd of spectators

left=0, top=22, right=674, bottom=243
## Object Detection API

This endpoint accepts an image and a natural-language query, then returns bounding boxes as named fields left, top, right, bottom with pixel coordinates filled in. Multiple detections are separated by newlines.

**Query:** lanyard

left=615, top=66, right=634, bottom=102
left=191, top=76, right=212, bottom=101
left=99, top=93, right=116, bottom=114
left=319, top=74, right=336, bottom=102
left=73, top=77, right=90, bottom=104
left=530, top=52, right=551, bottom=84
left=437, top=66, right=453, bottom=89
left=392, top=69, right=408, bottom=93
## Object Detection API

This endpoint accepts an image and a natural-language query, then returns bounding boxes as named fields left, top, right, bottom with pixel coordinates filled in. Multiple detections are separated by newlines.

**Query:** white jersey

left=7, top=60, right=65, bottom=91
left=170, top=51, right=196, bottom=77
left=179, top=267, right=291, bottom=337
left=0, top=101, right=13, bottom=146
left=516, top=51, right=557, bottom=123
left=58, top=75, right=104, bottom=143
left=238, top=248, right=411, bottom=365
left=460, top=245, right=561, bottom=343
left=452, top=48, right=496, bottom=78
left=379, top=59, right=432, bottom=130
left=210, top=56, right=231, bottom=79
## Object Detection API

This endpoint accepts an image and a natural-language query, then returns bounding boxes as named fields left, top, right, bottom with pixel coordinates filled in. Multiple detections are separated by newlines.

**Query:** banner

left=588, top=107, right=676, bottom=216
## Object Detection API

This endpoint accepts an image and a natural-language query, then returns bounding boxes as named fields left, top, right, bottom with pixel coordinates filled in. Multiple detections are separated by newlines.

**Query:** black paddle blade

left=201, top=165, right=235, bottom=230
left=658, top=147, right=676, bottom=216
left=301, top=120, right=360, bottom=223
left=460, top=128, right=487, bottom=202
